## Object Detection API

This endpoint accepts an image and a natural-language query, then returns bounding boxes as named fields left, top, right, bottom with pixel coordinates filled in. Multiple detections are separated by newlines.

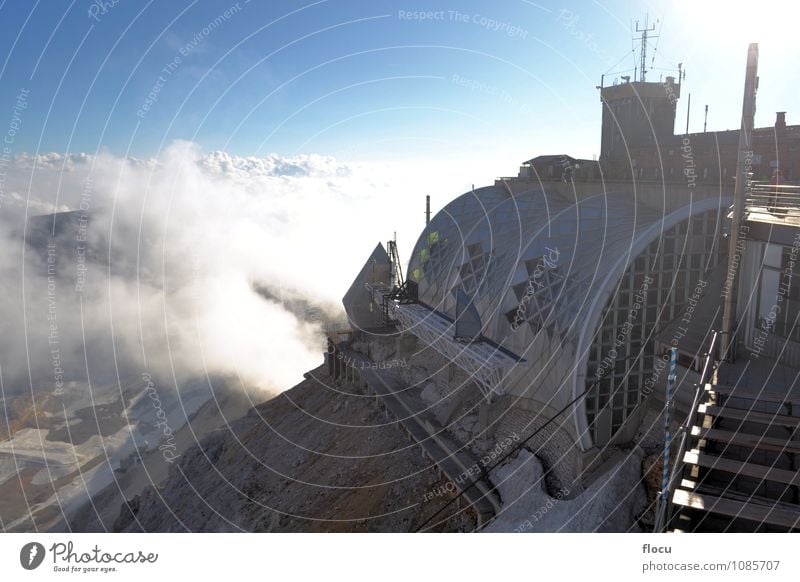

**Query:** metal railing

left=745, top=181, right=800, bottom=217
left=364, top=283, right=519, bottom=401
left=653, top=330, right=719, bottom=532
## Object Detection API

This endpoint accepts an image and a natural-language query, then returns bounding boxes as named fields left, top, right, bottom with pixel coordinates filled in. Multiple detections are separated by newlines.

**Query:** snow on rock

left=367, top=340, right=396, bottom=363
left=485, top=447, right=647, bottom=532
left=401, top=365, right=430, bottom=387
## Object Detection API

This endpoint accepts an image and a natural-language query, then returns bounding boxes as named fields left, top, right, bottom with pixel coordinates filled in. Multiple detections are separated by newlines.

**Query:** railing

left=745, top=181, right=800, bottom=218
left=364, top=283, right=519, bottom=401
left=324, top=321, right=353, bottom=335
left=653, top=330, right=719, bottom=532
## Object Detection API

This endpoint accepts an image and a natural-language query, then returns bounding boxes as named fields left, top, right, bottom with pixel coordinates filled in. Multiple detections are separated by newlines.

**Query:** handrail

left=653, top=330, right=719, bottom=532
left=745, top=181, right=800, bottom=216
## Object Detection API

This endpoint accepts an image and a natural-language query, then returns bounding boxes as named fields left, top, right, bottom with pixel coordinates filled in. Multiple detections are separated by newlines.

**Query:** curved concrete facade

left=407, top=185, right=727, bottom=450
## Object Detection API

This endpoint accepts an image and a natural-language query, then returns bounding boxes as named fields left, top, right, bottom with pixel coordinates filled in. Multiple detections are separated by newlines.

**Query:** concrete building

left=505, top=71, right=800, bottom=190
left=518, top=155, right=600, bottom=182
left=340, top=43, right=800, bottom=530
left=401, top=186, right=726, bottom=450
left=600, top=76, right=682, bottom=170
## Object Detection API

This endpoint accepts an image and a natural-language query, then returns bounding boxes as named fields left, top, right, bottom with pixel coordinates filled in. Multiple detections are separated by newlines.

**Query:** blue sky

left=1, top=0, right=798, bottom=176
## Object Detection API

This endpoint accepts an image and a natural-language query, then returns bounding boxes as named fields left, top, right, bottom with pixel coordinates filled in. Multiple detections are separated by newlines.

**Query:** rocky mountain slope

left=115, top=364, right=474, bottom=532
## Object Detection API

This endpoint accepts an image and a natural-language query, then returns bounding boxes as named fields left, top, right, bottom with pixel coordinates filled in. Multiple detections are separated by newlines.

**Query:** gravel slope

left=115, top=365, right=475, bottom=532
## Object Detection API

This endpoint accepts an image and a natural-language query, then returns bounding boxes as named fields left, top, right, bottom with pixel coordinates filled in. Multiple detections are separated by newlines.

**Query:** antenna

left=425, top=195, right=430, bottom=226
left=704, top=104, right=709, bottom=132
left=387, top=232, right=404, bottom=289
left=686, top=93, right=691, bottom=134
left=635, top=14, right=658, bottom=82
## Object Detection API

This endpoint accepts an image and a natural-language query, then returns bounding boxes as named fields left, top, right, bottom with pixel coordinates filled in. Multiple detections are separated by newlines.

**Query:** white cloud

left=0, top=140, right=506, bottom=396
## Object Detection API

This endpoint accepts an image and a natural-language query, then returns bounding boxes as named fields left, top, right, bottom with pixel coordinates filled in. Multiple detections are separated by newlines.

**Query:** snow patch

left=486, top=447, right=647, bottom=532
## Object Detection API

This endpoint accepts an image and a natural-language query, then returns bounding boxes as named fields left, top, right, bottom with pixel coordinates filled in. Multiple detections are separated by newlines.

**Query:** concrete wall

left=496, top=177, right=733, bottom=214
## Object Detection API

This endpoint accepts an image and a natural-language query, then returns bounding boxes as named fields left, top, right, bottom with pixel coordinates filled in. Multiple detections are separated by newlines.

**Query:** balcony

left=744, top=181, right=800, bottom=226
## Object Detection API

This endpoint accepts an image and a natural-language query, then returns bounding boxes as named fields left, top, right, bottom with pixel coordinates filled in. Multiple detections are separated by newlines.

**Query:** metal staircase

left=665, top=337, right=800, bottom=532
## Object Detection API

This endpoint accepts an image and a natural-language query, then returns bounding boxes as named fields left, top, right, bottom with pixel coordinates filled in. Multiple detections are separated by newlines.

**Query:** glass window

left=757, top=246, right=800, bottom=342
left=585, top=210, right=726, bottom=446
left=764, top=243, right=783, bottom=268
left=758, top=268, right=780, bottom=330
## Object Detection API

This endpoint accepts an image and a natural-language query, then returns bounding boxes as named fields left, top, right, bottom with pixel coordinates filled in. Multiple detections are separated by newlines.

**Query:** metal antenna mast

left=635, top=14, right=658, bottom=82
left=387, top=232, right=404, bottom=289
left=425, top=195, right=431, bottom=226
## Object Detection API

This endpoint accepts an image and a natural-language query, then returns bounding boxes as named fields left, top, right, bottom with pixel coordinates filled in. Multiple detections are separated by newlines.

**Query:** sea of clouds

left=0, top=140, right=433, bottom=397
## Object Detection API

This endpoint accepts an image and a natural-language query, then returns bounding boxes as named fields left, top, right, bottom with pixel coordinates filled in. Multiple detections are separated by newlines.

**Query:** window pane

left=759, top=268, right=780, bottom=329
left=764, top=243, right=783, bottom=268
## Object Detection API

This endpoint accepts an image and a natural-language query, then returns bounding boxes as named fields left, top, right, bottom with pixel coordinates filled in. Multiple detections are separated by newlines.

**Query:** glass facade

left=585, top=209, right=726, bottom=444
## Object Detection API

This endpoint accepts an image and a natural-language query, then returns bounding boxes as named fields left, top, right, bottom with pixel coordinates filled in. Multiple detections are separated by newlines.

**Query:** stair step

left=699, top=404, right=800, bottom=428
left=683, top=450, right=800, bottom=486
left=706, top=384, right=800, bottom=405
left=691, top=426, right=800, bottom=454
left=672, top=488, right=800, bottom=529
left=699, top=483, right=798, bottom=507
